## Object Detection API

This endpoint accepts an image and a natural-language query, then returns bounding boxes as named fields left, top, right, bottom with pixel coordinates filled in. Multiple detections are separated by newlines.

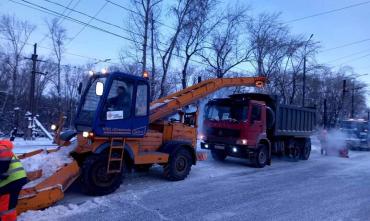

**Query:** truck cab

left=200, top=95, right=270, bottom=167
left=200, top=93, right=315, bottom=167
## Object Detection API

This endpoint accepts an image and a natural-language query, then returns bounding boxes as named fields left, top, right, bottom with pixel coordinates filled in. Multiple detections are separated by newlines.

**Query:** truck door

left=247, top=102, right=265, bottom=146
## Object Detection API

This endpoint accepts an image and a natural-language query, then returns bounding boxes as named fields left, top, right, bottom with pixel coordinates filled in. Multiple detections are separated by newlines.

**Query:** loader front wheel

left=164, top=148, right=192, bottom=181
left=80, top=154, right=123, bottom=196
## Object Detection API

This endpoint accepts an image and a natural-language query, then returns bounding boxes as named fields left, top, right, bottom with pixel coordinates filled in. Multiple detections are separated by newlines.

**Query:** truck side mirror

left=77, top=82, right=82, bottom=95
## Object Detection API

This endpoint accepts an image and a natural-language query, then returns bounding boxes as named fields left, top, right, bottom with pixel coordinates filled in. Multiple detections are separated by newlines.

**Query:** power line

left=286, top=0, right=370, bottom=23
left=66, top=1, right=108, bottom=45
left=105, top=0, right=177, bottom=32
left=322, top=38, right=370, bottom=52
left=326, top=47, right=370, bottom=64
left=0, top=35, right=119, bottom=66
left=38, top=0, right=76, bottom=45
left=338, top=52, right=370, bottom=65
left=10, top=0, right=247, bottom=72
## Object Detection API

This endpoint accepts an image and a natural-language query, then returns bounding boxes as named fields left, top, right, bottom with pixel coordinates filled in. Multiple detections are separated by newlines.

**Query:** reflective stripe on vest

left=0, top=208, right=15, bottom=216
left=0, top=155, right=27, bottom=188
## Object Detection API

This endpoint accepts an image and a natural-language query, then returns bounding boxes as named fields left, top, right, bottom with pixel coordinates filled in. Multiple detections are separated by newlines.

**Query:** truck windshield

left=205, top=104, right=248, bottom=122
left=76, top=77, right=106, bottom=126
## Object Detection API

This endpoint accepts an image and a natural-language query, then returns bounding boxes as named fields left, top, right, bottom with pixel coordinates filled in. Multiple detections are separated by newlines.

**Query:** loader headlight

left=82, top=131, right=89, bottom=138
left=198, top=134, right=206, bottom=141
left=51, top=124, right=57, bottom=131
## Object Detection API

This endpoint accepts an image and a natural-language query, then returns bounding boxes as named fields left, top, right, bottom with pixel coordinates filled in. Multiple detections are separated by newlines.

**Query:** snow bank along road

left=19, top=150, right=370, bottom=221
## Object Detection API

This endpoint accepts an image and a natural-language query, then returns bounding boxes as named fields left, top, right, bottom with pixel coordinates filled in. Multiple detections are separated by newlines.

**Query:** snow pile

left=13, top=138, right=57, bottom=154
left=18, top=197, right=107, bottom=221
left=21, top=141, right=77, bottom=188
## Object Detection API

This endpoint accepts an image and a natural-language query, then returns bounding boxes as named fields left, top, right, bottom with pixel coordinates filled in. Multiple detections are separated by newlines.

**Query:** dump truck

left=16, top=72, right=266, bottom=213
left=200, top=93, right=316, bottom=167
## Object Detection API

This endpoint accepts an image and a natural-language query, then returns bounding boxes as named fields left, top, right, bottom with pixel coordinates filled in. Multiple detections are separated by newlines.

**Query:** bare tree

left=0, top=14, right=35, bottom=109
left=201, top=5, right=251, bottom=78
left=47, top=18, right=67, bottom=113
left=177, top=0, right=219, bottom=88
left=157, top=0, right=195, bottom=97
left=129, top=0, right=162, bottom=74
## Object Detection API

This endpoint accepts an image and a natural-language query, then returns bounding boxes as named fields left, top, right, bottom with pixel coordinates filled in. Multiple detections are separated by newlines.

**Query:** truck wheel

left=164, top=148, right=192, bottom=181
left=300, top=139, right=311, bottom=160
left=211, top=150, right=227, bottom=161
left=80, top=154, right=124, bottom=196
left=253, top=144, right=268, bottom=168
left=135, top=164, right=153, bottom=172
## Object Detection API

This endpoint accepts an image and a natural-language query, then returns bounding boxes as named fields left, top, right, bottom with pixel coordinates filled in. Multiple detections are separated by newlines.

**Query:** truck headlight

left=232, top=147, right=238, bottom=153
left=236, top=139, right=248, bottom=145
left=204, top=144, right=209, bottom=148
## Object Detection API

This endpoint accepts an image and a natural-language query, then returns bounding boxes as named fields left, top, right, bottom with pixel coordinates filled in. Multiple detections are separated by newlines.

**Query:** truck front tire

left=211, top=150, right=227, bottom=161
left=164, top=148, right=192, bottom=181
left=80, top=154, right=124, bottom=196
left=253, top=144, right=268, bottom=168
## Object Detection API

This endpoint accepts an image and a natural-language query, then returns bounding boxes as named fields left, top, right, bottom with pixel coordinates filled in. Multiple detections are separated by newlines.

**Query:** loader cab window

left=78, top=78, right=106, bottom=125
left=104, top=79, right=134, bottom=120
left=135, top=83, right=148, bottom=116
left=251, top=104, right=262, bottom=122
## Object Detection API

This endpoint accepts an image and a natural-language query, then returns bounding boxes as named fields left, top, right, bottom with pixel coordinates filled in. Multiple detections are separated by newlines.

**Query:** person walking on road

left=0, top=140, right=27, bottom=221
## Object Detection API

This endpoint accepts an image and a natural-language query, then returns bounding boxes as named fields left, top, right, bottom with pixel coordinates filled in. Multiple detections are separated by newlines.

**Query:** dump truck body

left=201, top=93, right=316, bottom=167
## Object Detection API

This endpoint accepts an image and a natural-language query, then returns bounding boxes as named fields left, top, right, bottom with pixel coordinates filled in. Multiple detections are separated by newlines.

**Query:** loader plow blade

left=17, top=160, right=80, bottom=214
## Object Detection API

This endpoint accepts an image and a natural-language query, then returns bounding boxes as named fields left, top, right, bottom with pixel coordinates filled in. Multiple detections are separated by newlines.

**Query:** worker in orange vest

left=0, top=140, right=27, bottom=221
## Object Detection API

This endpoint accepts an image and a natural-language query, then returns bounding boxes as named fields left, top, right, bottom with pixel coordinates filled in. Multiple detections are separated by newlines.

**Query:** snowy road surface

left=19, top=149, right=370, bottom=221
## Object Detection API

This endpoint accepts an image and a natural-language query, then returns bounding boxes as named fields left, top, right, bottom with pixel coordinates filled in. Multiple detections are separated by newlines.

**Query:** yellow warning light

left=143, top=71, right=149, bottom=79
left=255, top=80, right=264, bottom=88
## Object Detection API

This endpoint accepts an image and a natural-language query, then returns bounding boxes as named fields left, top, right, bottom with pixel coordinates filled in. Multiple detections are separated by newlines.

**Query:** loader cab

left=75, top=71, right=150, bottom=138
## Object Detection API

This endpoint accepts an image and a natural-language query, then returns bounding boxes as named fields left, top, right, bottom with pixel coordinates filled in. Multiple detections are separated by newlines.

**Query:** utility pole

left=30, top=43, right=37, bottom=117
left=24, top=43, right=47, bottom=140
left=302, top=34, right=314, bottom=107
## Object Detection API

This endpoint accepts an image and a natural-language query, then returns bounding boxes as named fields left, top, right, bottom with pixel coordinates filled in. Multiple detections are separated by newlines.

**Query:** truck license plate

left=214, top=144, right=225, bottom=150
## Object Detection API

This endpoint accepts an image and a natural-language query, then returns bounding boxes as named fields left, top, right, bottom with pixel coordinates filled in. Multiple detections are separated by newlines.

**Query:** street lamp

left=302, top=34, right=314, bottom=107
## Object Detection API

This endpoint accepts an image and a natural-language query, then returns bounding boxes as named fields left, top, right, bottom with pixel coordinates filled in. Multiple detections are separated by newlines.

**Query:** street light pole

left=302, top=34, right=314, bottom=107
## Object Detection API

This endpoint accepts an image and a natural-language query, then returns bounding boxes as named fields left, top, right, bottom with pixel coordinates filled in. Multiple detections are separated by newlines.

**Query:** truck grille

left=206, top=128, right=240, bottom=138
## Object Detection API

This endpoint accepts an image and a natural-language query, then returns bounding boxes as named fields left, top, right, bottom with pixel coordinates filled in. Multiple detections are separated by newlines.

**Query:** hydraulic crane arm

left=149, top=76, right=266, bottom=123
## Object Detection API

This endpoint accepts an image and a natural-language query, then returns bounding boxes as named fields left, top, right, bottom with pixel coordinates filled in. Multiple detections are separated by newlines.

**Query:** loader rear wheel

left=211, top=150, right=227, bottom=161
left=252, top=144, right=268, bottom=168
left=164, top=148, right=192, bottom=181
left=80, top=154, right=123, bottom=196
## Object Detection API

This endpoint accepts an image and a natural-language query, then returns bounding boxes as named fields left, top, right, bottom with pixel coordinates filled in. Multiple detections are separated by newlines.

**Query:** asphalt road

left=20, top=149, right=370, bottom=221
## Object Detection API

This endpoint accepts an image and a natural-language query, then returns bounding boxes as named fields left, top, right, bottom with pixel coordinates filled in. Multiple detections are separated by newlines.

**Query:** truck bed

left=274, top=104, right=316, bottom=137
